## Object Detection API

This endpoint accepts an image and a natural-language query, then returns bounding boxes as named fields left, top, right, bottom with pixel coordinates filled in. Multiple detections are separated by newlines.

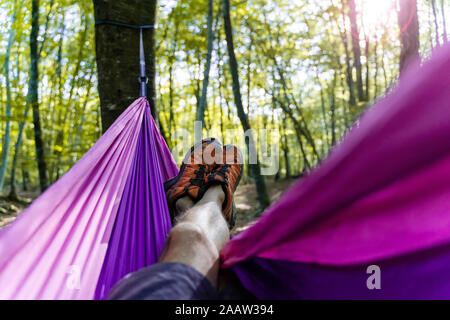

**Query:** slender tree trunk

left=196, top=0, right=214, bottom=126
left=397, top=0, right=421, bottom=75
left=374, top=39, right=379, bottom=98
left=30, top=0, right=48, bottom=192
left=365, top=37, right=370, bottom=101
left=193, top=48, right=202, bottom=124
left=270, top=93, right=311, bottom=169
left=168, top=20, right=178, bottom=135
left=317, top=72, right=330, bottom=149
left=441, top=0, right=448, bottom=43
left=347, top=0, right=365, bottom=101
left=93, top=0, right=158, bottom=131
left=222, top=0, right=270, bottom=210
left=381, top=40, right=389, bottom=92
left=281, top=115, right=291, bottom=179
left=8, top=109, right=29, bottom=199
left=246, top=40, right=253, bottom=179
left=0, top=0, right=21, bottom=192
left=71, top=70, right=95, bottom=159
left=48, top=20, right=64, bottom=182
left=275, top=65, right=319, bottom=159
left=217, top=26, right=226, bottom=142
left=22, top=166, right=28, bottom=191
left=338, top=13, right=357, bottom=107
left=246, top=39, right=252, bottom=115
left=330, top=74, right=337, bottom=146
left=431, top=0, right=441, bottom=47
left=9, top=0, right=53, bottom=196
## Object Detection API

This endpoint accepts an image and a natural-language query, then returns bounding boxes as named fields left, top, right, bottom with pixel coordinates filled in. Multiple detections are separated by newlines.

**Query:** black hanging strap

left=95, top=20, right=156, bottom=30
left=95, top=20, right=156, bottom=97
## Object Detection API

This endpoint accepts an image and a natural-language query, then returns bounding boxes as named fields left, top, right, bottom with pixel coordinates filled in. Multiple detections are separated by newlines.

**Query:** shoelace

left=189, top=164, right=206, bottom=187
left=216, top=164, right=231, bottom=186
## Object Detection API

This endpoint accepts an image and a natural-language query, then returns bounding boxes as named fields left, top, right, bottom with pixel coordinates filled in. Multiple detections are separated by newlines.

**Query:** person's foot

left=204, top=145, right=243, bottom=229
left=164, top=138, right=223, bottom=220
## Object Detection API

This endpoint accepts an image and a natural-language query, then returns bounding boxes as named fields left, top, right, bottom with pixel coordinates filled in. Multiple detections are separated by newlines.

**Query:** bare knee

left=170, top=222, right=208, bottom=245
left=160, top=222, right=219, bottom=262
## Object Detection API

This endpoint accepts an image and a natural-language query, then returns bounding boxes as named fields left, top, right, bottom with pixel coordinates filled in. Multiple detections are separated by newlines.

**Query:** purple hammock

left=0, top=43, right=449, bottom=299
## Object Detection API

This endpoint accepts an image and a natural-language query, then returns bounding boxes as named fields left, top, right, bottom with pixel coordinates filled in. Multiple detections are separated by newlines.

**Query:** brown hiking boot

left=164, top=138, right=223, bottom=220
left=204, top=145, right=243, bottom=228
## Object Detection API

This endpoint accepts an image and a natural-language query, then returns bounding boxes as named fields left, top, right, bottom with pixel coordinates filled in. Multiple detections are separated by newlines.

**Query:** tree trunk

left=196, top=0, right=214, bottom=126
left=330, top=74, right=337, bottom=146
left=22, top=166, right=28, bottom=191
left=281, top=115, right=291, bottom=179
left=397, top=0, right=420, bottom=75
left=317, top=72, right=330, bottom=149
left=0, top=0, right=21, bottom=192
left=93, top=0, right=158, bottom=132
left=338, top=11, right=357, bottom=107
left=8, top=109, right=29, bottom=199
left=365, top=36, right=370, bottom=101
left=431, top=0, right=441, bottom=47
left=374, top=39, right=379, bottom=98
left=168, top=19, right=179, bottom=135
left=269, top=91, right=311, bottom=169
left=9, top=1, right=53, bottom=196
left=30, top=0, right=48, bottom=192
left=347, top=0, right=365, bottom=101
left=275, top=64, right=319, bottom=160
left=441, top=0, right=448, bottom=43
left=222, top=0, right=270, bottom=210
left=217, top=26, right=226, bottom=141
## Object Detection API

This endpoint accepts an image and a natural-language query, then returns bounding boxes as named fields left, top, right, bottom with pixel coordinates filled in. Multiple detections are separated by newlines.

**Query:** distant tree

left=30, top=0, right=49, bottom=192
left=397, top=0, right=420, bottom=75
left=196, top=0, right=214, bottom=126
left=9, top=0, right=55, bottom=199
left=347, top=0, right=365, bottom=101
left=430, top=0, right=441, bottom=47
left=441, top=0, right=448, bottom=43
left=0, top=0, right=23, bottom=192
left=222, top=0, right=270, bottom=210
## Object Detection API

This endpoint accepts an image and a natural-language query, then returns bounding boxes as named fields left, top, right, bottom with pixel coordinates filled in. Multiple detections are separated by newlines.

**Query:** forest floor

left=0, top=191, right=38, bottom=229
left=0, top=178, right=297, bottom=233
left=232, top=178, right=296, bottom=235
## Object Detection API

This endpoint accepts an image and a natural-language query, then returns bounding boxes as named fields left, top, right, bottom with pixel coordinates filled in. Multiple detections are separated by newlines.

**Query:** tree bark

left=441, top=0, right=448, bottom=43
left=365, top=36, right=370, bottom=101
left=222, top=0, right=270, bottom=210
left=347, top=0, right=365, bottom=101
left=330, top=74, right=337, bottom=146
left=337, top=10, right=357, bottom=107
left=0, top=0, right=22, bottom=192
left=8, top=109, right=29, bottom=199
left=168, top=18, right=179, bottom=135
left=196, top=0, right=214, bottom=126
left=431, top=0, right=441, bottom=47
left=397, top=0, right=421, bottom=75
left=281, top=115, right=291, bottom=179
left=93, top=0, right=158, bottom=132
left=30, top=0, right=49, bottom=192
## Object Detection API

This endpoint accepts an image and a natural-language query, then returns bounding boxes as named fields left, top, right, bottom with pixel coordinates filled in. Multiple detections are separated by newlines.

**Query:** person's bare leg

left=158, top=185, right=229, bottom=288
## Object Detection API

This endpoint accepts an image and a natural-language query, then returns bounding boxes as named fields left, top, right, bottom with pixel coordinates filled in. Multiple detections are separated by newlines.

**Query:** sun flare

left=357, top=0, right=397, bottom=37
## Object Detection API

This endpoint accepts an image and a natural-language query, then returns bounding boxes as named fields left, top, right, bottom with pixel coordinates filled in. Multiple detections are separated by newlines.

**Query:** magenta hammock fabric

left=221, top=43, right=450, bottom=299
left=0, top=98, right=178, bottom=299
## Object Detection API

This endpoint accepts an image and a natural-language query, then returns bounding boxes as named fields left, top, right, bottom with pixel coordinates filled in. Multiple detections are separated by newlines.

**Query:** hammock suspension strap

left=95, top=20, right=156, bottom=97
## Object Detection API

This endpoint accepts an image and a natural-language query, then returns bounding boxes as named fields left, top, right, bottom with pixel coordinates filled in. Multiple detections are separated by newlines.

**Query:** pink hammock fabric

left=221, top=43, right=450, bottom=267
left=0, top=98, right=178, bottom=299
left=220, top=43, right=450, bottom=299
